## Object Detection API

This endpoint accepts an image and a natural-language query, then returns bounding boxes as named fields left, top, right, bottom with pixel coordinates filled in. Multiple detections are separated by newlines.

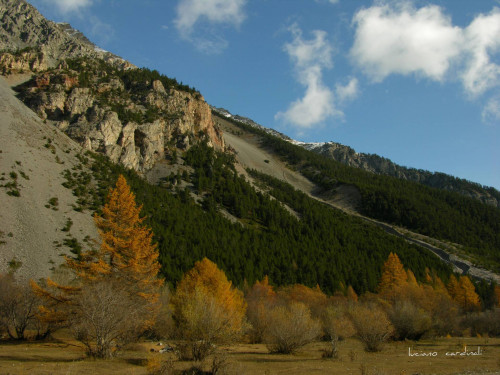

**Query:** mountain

left=212, top=107, right=500, bottom=208
left=0, top=0, right=131, bottom=69
left=1, top=0, right=499, bottom=297
left=0, top=74, right=97, bottom=279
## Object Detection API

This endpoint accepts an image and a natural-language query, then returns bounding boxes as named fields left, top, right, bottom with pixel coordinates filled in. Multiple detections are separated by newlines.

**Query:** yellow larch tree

left=447, top=275, right=460, bottom=300
left=172, top=258, right=247, bottom=343
left=32, top=174, right=164, bottom=352
left=92, top=174, right=163, bottom=303
left=457, top=276, right=481, bottom=311
left=378, top=252, right=408, bottom=297
left=246, top=276, right=277, bottom=343
left=346, top=285, right=359, bottom=302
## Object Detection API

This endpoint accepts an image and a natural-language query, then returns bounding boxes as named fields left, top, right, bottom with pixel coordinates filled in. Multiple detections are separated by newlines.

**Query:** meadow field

left=1, top=333, right=499, bottom=375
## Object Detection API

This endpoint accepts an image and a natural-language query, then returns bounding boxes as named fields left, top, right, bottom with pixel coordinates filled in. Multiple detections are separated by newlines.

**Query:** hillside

left=213, top=107, right=500, bottom=208
left=0, top=74, right=97, bottom=279
left=0, top=0, right=499, bottom=299
left=216, top=113, right=500, bottom=275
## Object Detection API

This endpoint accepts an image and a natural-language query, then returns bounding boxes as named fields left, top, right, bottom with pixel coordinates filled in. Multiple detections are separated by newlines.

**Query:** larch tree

left=447, top=274, right=460, bottom=300
left=246, top=276, right=277, bottom=343
left=457, top=276, right=481, bottom=311
left=378, top=252, right=408, bottom=298
left=172, top=258, right=246, bottom=360
left=32, top=175, right=164, bottom=357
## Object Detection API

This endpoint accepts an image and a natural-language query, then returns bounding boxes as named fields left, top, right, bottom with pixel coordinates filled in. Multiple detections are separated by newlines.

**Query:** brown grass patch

left=0, top=333, right=499, bottom=375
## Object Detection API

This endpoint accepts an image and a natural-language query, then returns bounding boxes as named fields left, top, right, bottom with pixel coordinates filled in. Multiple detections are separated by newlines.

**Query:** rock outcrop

left=13, top=65, right=224, bottom=174
left=0, top=0, right=224, bottom=174
left=0, top=0, right=133, bottom=70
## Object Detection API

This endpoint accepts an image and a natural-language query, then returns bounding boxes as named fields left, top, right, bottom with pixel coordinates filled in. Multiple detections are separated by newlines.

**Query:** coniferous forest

left=64, top=143, right=453, bottom=296
left=217, top=114, right=500, bottom=272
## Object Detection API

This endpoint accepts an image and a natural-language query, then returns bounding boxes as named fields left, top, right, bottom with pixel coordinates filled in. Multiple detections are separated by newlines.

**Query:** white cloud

left=43, top=0, right=92, bottom=14
left=482, top=97, right=500, bottom=123
left=276, top=25, right=342, bottom=128
left=351, top=2, right=463, bottom=82
left=461, top=8, right=500, bottom=96
left=350, top=2, right=500, bottom=123
left=336, top=77, right=359, bottom=103
left=174, top=0, right=246, bottom=52
left=314, top=0, right=340, bottom=4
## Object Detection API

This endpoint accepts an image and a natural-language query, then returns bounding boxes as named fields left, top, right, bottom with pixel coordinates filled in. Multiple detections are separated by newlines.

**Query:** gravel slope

left=0, top=75, right=97, bottom=280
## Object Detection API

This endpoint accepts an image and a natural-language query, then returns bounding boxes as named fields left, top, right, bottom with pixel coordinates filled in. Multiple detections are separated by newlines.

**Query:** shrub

left=263, top=302, right=321, bottom=354
left=172, top=258, right=246, bottom=361
left=321, top=304, right=356, bottom=341
left=388, top=299, right=432, bottom=340
left=350, top=304, right=393, bottom=352
left=70, top=278, right=147, bottom=358
left=0, top=274, right=48, bottom=340
left=462, top=308, right=500, bottom=337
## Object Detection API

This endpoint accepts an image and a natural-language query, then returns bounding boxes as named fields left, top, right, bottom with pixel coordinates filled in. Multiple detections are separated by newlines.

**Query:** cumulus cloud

left=42, top=0, right=92, bottom=14
left=482, top=97, right=500, bottom=123
left=350, top=2, right=500, bottom=122
left=461, top=8, right=500, bottom=96
left=336, top=77, right=359, bottom=103
left=276, top=25, right=343, bottom=128
left=351, top=2, right=463, bottom=82
left=174, top=0, right=246, bottom=52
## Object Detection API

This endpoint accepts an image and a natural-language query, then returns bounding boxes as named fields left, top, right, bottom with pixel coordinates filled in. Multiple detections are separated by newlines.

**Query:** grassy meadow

left=1, top=333, right=499, bottom=375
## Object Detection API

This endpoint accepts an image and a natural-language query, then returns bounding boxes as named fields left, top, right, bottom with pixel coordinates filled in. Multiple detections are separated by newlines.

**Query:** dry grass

left=1, top=332, right=500, bottom=375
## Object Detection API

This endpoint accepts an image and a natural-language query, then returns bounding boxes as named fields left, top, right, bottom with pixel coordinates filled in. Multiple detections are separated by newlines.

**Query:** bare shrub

left=147, top=354, right=175, bottom=375
left=321, top=336, right=339, bottom=359
left=462, top=308, right=500, bottom=337
left=350, top=304, right=393, bottom=352
left=388, top=299, right=432, bottom=340
left=148, top=286, right=175, bottom=340
left=70, top=278, right=147, bottom=358
left=321, top=304, right=356, bottom=341
left=0, top=274, right=47, bottom=340
left=210, top=350, right=230, bottom=375
left=264, top=302, right=321, bottom=354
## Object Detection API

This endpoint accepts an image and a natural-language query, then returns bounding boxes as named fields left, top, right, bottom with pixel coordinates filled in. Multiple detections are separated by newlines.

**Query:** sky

left=27, top=0, right=500, bottom=190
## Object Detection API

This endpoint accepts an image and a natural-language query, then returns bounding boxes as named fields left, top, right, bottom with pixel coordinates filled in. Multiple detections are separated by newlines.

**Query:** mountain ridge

left=0, top=0, right=499, bottom=293
left=212, top=106, right=500, bottom=208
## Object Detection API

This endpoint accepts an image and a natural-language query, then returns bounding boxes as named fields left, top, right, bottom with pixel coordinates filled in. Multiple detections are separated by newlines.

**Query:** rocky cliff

left=0, top=0, right=224, bottom=174
left=8, top=58, right=224, bottom=173
left=0, top=0, right=132, bottom=69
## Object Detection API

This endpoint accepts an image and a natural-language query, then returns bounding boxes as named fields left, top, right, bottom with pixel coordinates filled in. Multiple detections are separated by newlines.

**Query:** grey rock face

left=0, top=0, right=134, bottom=69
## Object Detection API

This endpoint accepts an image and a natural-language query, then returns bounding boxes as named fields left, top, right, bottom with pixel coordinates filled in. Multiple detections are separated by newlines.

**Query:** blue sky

left=28, top=0, right=500, bottom=189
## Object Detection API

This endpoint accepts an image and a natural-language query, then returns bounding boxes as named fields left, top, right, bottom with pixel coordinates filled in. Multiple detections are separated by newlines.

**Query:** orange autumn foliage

left=246, top=276, right=277, bottom=343
left=447, top=275, right=480, bottom=311
left=33, top=175, right=163, bottom=324
left=378, top=252, right=408, bottom=298
left=173, top=258, right=246, bottom=336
